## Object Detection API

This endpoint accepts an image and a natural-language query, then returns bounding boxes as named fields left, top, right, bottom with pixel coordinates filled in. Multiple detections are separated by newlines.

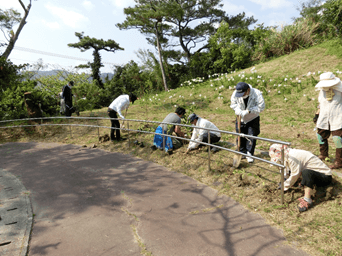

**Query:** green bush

left=253, top=19, right=320, bottom=61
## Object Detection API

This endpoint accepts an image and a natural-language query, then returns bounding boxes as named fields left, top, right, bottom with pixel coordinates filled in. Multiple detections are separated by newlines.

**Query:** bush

left=253, top=19, right=320, bottom=61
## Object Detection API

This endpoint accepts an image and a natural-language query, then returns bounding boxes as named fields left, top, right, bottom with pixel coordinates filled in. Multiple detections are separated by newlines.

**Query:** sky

left=0, top=0, right=303, bottom=73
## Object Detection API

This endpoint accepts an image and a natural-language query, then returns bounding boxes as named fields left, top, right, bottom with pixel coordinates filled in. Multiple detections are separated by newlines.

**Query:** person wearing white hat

left=314, top=72, right=342, bottom=169
left=269, top=144, right=332, bottom=212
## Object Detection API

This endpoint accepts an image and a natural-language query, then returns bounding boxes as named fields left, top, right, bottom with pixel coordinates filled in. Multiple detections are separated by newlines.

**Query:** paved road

left=0, top=142, right=309, bottom=256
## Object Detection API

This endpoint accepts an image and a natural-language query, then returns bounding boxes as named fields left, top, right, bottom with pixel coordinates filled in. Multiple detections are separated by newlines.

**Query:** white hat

left=315, top=72, right=341, bottom=88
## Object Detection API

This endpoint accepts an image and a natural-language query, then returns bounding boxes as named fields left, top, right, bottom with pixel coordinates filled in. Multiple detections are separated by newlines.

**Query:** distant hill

left=25, top=70, right=114, bottom=81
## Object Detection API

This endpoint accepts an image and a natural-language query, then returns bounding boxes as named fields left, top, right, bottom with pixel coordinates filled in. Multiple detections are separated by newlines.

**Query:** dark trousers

left=65, top=101, right=72, bottom=117
left=108, top=110, right=120, bottom=141
left=317, top=128, right=342, bottom=164
left=235, top=116, right=260, bottom=155
left=202, top=133, right=221, bottom=145
left=301, top=169, right=332, bottom=189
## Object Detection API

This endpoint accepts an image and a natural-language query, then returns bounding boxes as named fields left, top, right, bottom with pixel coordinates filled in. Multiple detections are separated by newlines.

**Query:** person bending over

left=151, top=107, right=186, bottom=153
left=186, top=113, right=221, bottom=154
left=107, top=93, right=137, bottom=141
left=269, top=144, right=332, bottom=212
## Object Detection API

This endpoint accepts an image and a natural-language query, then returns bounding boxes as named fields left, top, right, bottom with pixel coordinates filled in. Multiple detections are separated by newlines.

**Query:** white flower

left=164, top=100, right=165, bottom=102
left=278, top=84, right=282, bottom=87
left=169, top=96, right=172, bottom=99
left=199, top=94, right=201, bottom=97
left=158, top=99, right=160, bottom=101
left=270, top=79, right=272, bottom=82
left=303, top=94, right=306, bottom=97
left=143, top=99, right=145, bottom=101
left=204, top=96, right=206, bottom=99
left=278, top=91, right=281, bottom=93
left=318, top=71, right=321, bottom=74
left=296, top=77, right=299, bottom=80
left=312, top=98, right=315, bottom=101
left=262, top=80, right=265, bottom=82
left=268, top=90, right=271, bottom=93
left=219, top=93, right=221, bottom=95
left=284, top=78, right=287, bottom=81
left=284, top=98, right=287, bottom=101
left=156, top=94, right=158, bottom=96
left=298, top=80, right=301, bottom=83
left=174, top=105, right=177, bottom=107
left=313, top=72, right=315, bottom=75
left=307, top=72, right=311, bottom=76
left=215, top=88, right=218, bottom=91
left=190, top=94, right=192, bottom=96
left=192, top=102, right=195, bottom=105
left=179, top=95, right=182, bottom=98
left=257, top=75, right=262, bottom=79
left=250, top=77, right=253, bottom=80
left=210, top=84, right=213, bottom=87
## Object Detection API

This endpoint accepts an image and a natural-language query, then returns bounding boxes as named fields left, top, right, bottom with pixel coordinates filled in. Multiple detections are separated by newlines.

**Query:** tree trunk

left=1, top=0, right=32, bottom=60
left=155, top=22, right=168, bottom=91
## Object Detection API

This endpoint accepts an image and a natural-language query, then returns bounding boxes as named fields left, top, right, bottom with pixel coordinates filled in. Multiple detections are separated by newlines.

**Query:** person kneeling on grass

left=186, top=113, right=221, bottom=154
left=151, top=107, right=186, bottom=153
left=269, top=144, right=332, bottom=212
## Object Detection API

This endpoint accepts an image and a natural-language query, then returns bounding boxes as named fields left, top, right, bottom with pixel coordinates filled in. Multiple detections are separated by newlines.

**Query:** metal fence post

left=69, top=118, right=72, bottom=137
left=127, top=121, right=130, bottom=148
left=281, top=147, right=285, bottom=205
left=208, top=130, right=211, bottom=172
left=97, top=119, right=100, bottom=140
left=162, top=126, right=165, bottom=151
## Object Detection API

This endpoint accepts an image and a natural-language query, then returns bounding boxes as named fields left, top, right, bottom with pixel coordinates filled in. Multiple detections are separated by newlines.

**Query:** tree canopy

left=68, top=32, right=124, bottom=89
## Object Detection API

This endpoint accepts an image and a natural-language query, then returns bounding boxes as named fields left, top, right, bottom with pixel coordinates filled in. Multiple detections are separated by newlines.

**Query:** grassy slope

left=1, top=41, right=342, bottom=256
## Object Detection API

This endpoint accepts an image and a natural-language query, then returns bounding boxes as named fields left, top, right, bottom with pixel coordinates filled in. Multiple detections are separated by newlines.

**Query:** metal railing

left=0, top=116, right=290, bottom=204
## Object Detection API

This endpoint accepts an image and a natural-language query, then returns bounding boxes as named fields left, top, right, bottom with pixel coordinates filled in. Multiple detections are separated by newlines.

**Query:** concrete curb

left=0, top=168, right=33, bottom=256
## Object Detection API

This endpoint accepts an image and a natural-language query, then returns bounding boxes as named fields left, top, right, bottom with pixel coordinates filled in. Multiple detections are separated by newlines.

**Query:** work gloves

left=241, top=110, right=249, bottom=117
left=313, top=114, right=319, bottom=123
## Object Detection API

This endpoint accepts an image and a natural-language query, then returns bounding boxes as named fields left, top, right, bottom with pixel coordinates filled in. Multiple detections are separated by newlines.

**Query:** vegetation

left=1, top=40, right=342, bottom=255
left=68, top=32, right=124, bottom=89
left=0, top=0, right=33, bottom=59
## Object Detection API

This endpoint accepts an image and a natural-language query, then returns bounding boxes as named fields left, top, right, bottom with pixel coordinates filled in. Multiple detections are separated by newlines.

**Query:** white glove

left=241, top=110, right=249, bottom=117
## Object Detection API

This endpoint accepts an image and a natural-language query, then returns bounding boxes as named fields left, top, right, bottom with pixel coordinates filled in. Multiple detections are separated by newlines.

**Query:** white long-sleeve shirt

left=108, top=95, right=130, bottom=119
left=188, top=117, right=221, bottom=150
left=230, top=84, right=265, bottom=123
left=316, top=88, right=342, bottom=131
left=284, top=149, right=332, bottom=191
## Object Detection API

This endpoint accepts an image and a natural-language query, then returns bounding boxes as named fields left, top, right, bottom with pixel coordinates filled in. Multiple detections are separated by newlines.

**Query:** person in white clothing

left=269, top=144, right=332, bottom=212
left=230, top=82, right=265, bottom=163
left=186, top=113, right=221, bottom=154
left=108, top=93, right=137, bottom=141
left=314, top=72, right=342, bottom=169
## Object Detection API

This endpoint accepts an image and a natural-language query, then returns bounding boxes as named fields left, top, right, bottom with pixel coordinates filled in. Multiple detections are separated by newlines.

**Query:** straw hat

left=315, top=72, right=341, bottom=88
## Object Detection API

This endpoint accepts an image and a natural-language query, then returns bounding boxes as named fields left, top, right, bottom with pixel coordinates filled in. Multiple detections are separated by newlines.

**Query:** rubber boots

left=319, top=141, right=329, bottom=160
left=329, top=148, right=342, bottom=169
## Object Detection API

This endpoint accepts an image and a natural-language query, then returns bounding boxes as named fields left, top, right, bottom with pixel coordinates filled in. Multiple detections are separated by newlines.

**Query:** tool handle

left=237, top=115, right=241, bottom=150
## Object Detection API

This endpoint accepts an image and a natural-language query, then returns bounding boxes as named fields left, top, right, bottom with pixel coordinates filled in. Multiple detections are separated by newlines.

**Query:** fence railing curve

left=1, top=116, right=290, bottom=204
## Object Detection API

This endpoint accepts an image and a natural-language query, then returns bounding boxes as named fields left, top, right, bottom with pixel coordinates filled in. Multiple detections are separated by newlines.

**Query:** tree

left=0, top=0, right=33, bottom=59
left=117, top=0, right=171, bottom=91
left=164, top=0, right=257, bottom=62
left=68, top=32, right=124, bottom=89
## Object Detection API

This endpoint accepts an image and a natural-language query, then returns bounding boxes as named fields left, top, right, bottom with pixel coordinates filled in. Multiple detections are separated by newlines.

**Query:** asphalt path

left=0, top=142, right=309, bottom=256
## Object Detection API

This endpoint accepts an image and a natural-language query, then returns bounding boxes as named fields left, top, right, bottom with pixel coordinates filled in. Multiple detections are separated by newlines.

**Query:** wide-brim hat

left=315, top=72, right=341, bottom=88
